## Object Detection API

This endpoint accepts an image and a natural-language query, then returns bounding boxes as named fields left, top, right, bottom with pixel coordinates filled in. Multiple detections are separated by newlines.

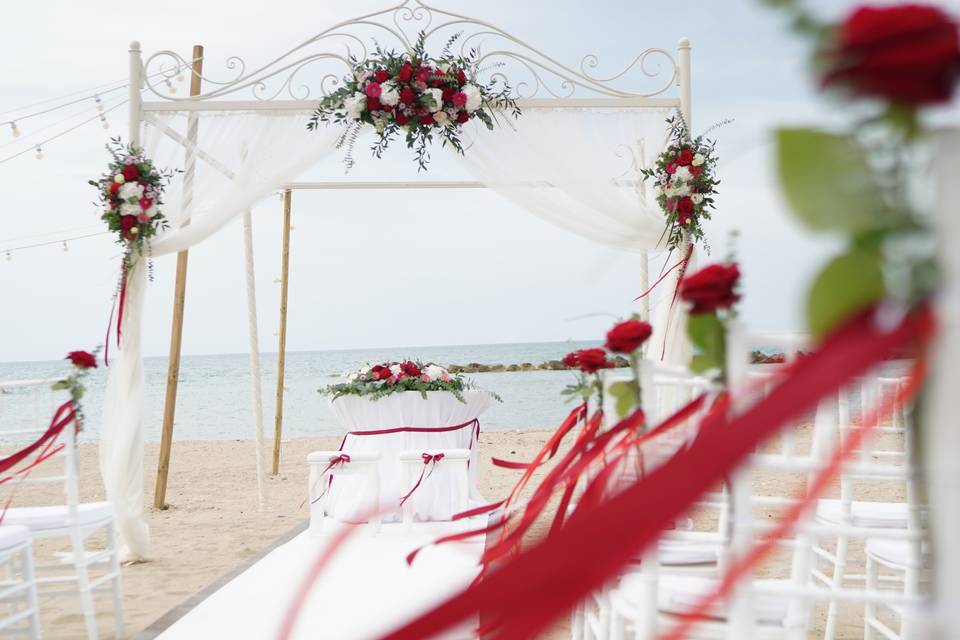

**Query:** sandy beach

left=29, top=427, right=900, bottom=639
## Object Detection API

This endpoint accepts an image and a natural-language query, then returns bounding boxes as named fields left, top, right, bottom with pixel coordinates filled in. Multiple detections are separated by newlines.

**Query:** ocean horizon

left=0, top=340, right=602, bottom=442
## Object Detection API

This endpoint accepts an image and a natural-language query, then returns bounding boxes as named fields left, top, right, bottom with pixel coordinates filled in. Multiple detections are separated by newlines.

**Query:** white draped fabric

left=101, top=107, right=687, bottom=559
left=326, top=391, right=491, bottom=522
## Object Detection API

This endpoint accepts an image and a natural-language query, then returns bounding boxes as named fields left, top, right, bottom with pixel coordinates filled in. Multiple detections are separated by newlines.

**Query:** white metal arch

left=130, top=0, right=693, bottom=508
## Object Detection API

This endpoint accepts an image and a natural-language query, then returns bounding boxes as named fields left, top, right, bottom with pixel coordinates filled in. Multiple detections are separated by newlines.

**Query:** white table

left=325, top=390, right=491, bottom=522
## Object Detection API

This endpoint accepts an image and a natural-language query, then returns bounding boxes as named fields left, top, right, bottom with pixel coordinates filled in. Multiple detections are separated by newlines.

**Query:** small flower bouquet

left=640, top=116, right=721, bottom=252
left=90, top=138, right=174, bottom=266
left=307, top=31, right=520, bottom=171
left=321, top=360, right=494, bottom=403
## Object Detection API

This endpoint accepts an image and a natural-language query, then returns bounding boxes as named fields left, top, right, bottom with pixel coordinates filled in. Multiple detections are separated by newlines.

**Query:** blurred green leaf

left=777, top=129, right=891, bottom=233
left=608, top=380, right=638, bottom=418
left=807, top=248, right=886, bottom=338
left=687, top=313, right=725, bottom=374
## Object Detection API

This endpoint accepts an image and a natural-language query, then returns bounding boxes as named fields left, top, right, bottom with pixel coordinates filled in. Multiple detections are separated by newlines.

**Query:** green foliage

left=807, top=248, right=886, bottom=338
left=608, top=380, right=639, bottom=418
left=776, top=129, right=898, bottom=233
left=687, top=313, right=726, bottom=375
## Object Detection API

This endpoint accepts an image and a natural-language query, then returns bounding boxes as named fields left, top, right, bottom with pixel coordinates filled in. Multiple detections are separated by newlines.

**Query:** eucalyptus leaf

left=807, top=248, right=886, bottom=338
left=687, top=313, right=726, bottom=374
left=608, top=380, right=639, bottom=418
left=777, top=129, right=892, bottom=233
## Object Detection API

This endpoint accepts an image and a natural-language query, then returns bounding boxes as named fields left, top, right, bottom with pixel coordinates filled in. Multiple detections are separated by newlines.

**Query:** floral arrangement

left=640, top=116, right=721, bottom=252
left=307, top=31, right=521, bottom=171
left=52, top=349, right=99, bottom=429
left=90, top=138, right=174, bottom=265
left=320, top=360, right=496, bottom=403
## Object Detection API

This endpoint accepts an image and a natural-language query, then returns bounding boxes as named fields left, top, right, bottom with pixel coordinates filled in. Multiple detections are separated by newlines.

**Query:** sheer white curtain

left=100, top=110, right=341, bottom=560
left=450, top=108, right=690, bottom=363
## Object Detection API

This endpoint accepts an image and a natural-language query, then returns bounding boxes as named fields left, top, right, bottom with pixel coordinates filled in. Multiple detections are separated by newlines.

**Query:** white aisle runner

left=157, top=520, right=485, bottom=640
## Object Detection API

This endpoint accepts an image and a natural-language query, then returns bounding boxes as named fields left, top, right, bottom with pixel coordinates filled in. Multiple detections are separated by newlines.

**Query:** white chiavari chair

left=306, top=451, right=381, bottom=535
left=0, top=378, right=124, bottom=640
left=398, top=449, right=470, bottom=528
left=0, top=525, right=41, bottom=639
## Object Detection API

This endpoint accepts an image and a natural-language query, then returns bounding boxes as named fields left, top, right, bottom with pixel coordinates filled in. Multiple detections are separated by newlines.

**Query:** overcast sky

left=2, top=0, right=958, bottom=363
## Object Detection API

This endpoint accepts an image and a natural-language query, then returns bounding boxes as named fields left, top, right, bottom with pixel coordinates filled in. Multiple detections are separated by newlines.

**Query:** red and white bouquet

left=307, top=31, right=520, bottom=171
left=641, top=116, right=721, bottom=252
left=91, top=138, right=173, bottom=262
left=321, top=360, right=491, bottom=402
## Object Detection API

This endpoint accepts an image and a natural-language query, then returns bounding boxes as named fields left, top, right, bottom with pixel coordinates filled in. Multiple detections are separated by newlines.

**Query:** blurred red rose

left=821, top=4, right=960, bottom=104
left=415, top=67, right=431, bottom=83
left=605, top=320, right=653, bottom=354
left=689, top=165, right=702, bottom=175
left=451, top=92, right=468, bottom=107
left=120, top=215, right=137, bottom=240
left=400, top=87, right=416, bottom=104
left=576, top=348, right=611, bottom=374
left=121, top=165, right=139, bottom=181
left=562, top=351, right=580, bottom=368
left=456, top=69, right=466, bottom=84
left=666, top=162, right=677, bottom=174
left=678, top=209, right=693, bottom=226
left=456, top=111, right=470, bottom=124
left=398, top=63, right=413, bottom=83
left=677, top=148, right=694, bottom=166
left=395, top=111, right=411, bottom=126
left=400, top=361, right=421, bottom=377
left=680, top=263, right=741, bottom=314
left=66, top=350, right=97, bottom=369
left=419, top=113, right=435, bottom=126
left=375, top=69, right=390, bottom=83
left=677, top=197, right=694, bottom=215
left=109, top=182, right=121, bottom=195
left=367, top=97, right=382, bottom=112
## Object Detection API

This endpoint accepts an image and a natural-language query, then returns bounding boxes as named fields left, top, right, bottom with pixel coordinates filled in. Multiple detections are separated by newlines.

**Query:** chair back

left=399, top=448, right=470, bottom=525
left=306, top=450, right=381, bottom=534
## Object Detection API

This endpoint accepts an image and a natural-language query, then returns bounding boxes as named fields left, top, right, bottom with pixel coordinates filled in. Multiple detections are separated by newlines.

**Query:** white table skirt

left=325, top=391, right=491, bottom=522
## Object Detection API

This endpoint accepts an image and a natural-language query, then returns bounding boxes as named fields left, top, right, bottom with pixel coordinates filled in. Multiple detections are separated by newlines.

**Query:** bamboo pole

left=154, top=44, right=204, bottom=510
left=272, top=189, right=292, bottom=475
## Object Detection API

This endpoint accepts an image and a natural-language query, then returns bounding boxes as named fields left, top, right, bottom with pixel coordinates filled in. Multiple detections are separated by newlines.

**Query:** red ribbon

left=377, top=305, right=934, bottom=640
left=337, top=419, right=480, bottom=452
left=306, top=454, right=351, bottom=506
left=399, top=453, right=446, bottom=508
left=636, top=244, right=694, bottom=301
left=491, top=403, right=587, bottom=471
left=103, top=263, right=128, bottom=367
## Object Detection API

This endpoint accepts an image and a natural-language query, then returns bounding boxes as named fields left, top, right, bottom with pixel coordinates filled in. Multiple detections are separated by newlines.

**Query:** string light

left=34, top=145, right=43, bottom=160
left=62, top=241, right=69, bottom=252
left=9, top=122, right=19, bottom=138
left=100, top=114, right=109, bottom=129
left=164, top=78, right=177, bottom=94
left=5, top=252, right=11, bottom=262
left=94, top=94, right=104, bottom=112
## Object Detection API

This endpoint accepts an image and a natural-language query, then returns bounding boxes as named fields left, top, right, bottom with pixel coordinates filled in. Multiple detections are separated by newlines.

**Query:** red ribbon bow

left=399, top=453, right=446, bottom=508
left=308, top=454, right=352, bottom=505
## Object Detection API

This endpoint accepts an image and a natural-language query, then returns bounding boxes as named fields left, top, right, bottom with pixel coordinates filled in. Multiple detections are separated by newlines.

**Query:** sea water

left=0, top=341, right=601, bottom=442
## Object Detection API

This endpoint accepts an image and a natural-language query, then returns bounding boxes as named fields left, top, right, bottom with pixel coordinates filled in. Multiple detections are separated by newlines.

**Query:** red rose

left=367, top=96, right=382, bottom=112
left=666, top=162, right=678, bottom=174
left=121, top=165, right=139, bottom=181
left=676, top=148, right=694, bottom=166
left=677, top=197, right=694, bottom=215
left=456, top=111, right=470, bottom=124
left=395, top=111, right=411, bottom=126
left=434, top=68, right=446, bottom=77
left=120, top=215, right=137, bottom=240
left=419, top=112, right=435, bottom=126
left=689, top=165, right=702, bottom=176
left=562, top=351, right=580, bottom=368
left=400, top=361, right=421, bottom=377
left=371, top=364, right=392, bottom=380
left=680, top=263, right=742, bottom=315
left=441, top=87, right=454, bottom=102
left=821, top=4, right=960, bottom=105
left=109, top=182, right=121, bottom=195
left=576, top=348, right=611, bottom=374
left=415, top=67, right=431, bottom=83
left=66, top=350, right=97, bottom=369
left=139, top=196, right=152, bottom=209
left=400, top=87, right=416, bottom=104
left=678, top=209, right=693, bottom=226
left=605, top=320, right=653, bottom=354
left=456, top=69, right=466, bottom=84
left=398, top=62, right=413, bottom=83
left=375, top=68, right=390, bottom=83
left=666, top=198, right=678, bottom=212
left=451, top=92, right=468, bottom=107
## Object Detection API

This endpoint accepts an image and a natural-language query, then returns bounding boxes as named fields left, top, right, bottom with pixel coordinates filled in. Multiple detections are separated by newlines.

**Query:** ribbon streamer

left=399, top=453, right=446, bottom=507
left=304, top=454, right=352, bottom=508
left=377, top=305, right=934, bottom=640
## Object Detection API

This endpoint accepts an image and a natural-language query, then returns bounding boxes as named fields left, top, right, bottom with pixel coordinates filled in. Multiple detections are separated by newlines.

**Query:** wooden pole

left=272, top=189, right=292, bottom=475
left=154, top=44, right=204, bottom=510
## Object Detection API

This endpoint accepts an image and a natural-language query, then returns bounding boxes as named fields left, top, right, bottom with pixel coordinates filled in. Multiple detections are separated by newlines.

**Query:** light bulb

left=94, top=95, right=104, bottom=112
left=10, top=122, right=19, bottom=138
left=100, top=116, right=109, bottom=129
left=62, top=241, right=69, bottom=252
left=35, top=146, right=43, bottom=160
left=5, top=252, right=10, bottom=262
left=176, top=73, right=184, bottom=82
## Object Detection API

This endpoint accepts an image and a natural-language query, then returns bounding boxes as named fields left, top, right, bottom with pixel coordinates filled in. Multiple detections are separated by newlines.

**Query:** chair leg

left=21, top=545, right=41, bottom=640
left=824, top=535, right=848, bottom=640
left=72, top=531, right=99, bottom=640
left=864, top=555, right=877, bottom=640
left=108, top=522, right=125, bottom=639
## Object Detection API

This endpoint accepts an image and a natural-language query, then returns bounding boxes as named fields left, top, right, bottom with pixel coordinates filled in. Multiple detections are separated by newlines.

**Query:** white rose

left=358, top=366, right=371, bottom=376
left=343, top=92, right=367, bottom=120
left=673, top=183, right=691, bottom=197
left=434, top=111, right=450, bottom=125
left=673, top=165, right=691, bottom=181
left=120, top=203, right=141, bottom=217
left=119, top=181, right=144, bottom=201
left=691, top=193, right=704, bottom=204
left=424, top=364, right=446, bottom=381
left=114, top=174, right=125, bottom=184
left=426, top=88, right=443, bottom=112
left=380, top=82, right=400, bottom=107
left=347, top=372, right=359, bottom=382
left=692, top=153, right=705, bottom=167
left=145, top=205, right=160, bottom=219
left=462, top=84, right=482, bottom=112
left=389, top=364, right=402, bottom=376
